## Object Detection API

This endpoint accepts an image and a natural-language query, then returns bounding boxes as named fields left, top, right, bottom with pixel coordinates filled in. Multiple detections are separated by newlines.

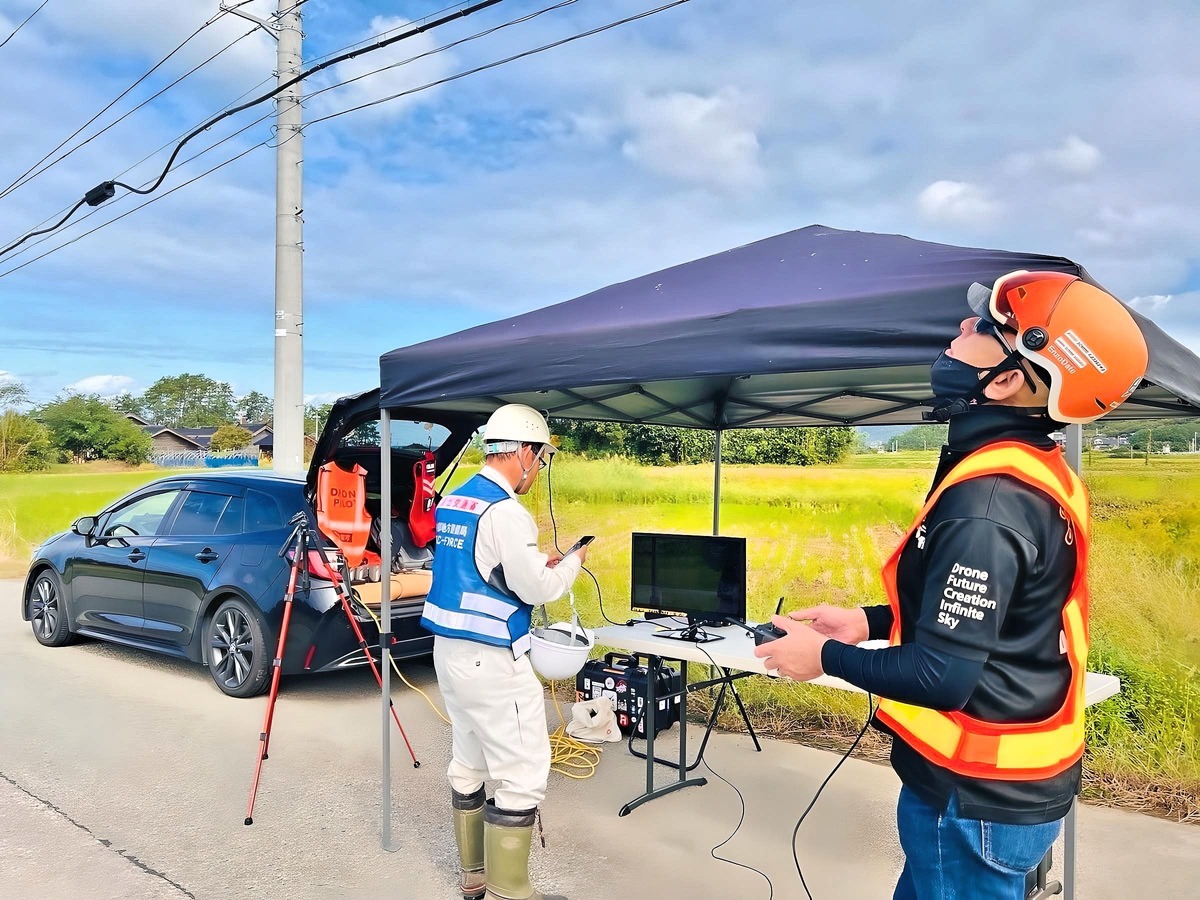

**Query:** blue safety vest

left=420, top=474, right=533, bottom=657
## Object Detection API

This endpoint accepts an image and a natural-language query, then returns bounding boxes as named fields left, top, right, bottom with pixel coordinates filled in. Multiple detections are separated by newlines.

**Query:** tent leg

left=712, top=430, right=722, bottom=536
left=381, top=409, right=398, bottom=851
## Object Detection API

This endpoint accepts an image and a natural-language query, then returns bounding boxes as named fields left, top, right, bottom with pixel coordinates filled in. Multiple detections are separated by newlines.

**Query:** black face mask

left=929, top=351, right=991, bottom=400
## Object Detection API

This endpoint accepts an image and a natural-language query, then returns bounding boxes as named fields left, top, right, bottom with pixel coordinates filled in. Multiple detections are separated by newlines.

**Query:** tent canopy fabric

left=379, top=226, right=1200, bottom=428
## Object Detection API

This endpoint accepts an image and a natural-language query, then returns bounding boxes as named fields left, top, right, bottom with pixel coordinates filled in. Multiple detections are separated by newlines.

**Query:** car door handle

left=127, top=549, right=146, bottom=562
left=195, top=549, right=220, bottom=563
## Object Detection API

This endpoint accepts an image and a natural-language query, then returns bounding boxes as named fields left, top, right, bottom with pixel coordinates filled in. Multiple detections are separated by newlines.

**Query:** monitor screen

left=630, top=532, right=747, bottom=624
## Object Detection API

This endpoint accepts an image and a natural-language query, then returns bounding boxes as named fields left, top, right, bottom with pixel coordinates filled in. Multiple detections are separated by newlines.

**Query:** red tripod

left=244, top=511, right=420, bottom=825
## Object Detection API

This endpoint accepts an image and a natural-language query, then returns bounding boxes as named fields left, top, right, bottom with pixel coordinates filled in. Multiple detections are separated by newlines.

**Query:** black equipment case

left=575, top=652, right=683, bottom=736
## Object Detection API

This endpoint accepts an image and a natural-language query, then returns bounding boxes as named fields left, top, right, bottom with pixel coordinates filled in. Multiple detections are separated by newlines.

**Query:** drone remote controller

left=751, top=623, right=788, bottom=645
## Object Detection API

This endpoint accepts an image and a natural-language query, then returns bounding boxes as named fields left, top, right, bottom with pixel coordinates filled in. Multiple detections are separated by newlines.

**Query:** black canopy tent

left=370, top=225, right=1200, bottom=859
left=379, top=225, right=1200, bottom=428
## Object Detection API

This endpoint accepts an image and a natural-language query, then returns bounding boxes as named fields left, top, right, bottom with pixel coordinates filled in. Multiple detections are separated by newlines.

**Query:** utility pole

left=273, top=0, right=305, bottom=475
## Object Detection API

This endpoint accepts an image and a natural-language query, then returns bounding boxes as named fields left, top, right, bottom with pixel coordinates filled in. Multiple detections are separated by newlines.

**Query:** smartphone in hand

left=563, top=535, right=595, bottom=556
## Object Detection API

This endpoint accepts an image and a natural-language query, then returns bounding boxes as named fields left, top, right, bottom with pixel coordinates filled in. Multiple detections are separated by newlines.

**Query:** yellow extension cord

left=357, top=592, right=602, bottom=778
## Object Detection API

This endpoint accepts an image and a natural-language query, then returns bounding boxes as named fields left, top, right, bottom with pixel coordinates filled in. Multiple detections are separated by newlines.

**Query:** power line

left=0, top=0, right=694, bottom=273
left=0, top=0, right=50, bottom=52
left=1, top=25, right=260, bottom=202
left=305, top=0, right=577, bottom=106
left=306, top=0, right=693, bottom=127
left=0, top=19, right=214, bottom=201
left=0, top=111, right=274, bottom=269
left=0, top=69, right=278, bottom=252
left=0, top=0, right=509, bottom=259
left=0, top=140, right=269, bottom=281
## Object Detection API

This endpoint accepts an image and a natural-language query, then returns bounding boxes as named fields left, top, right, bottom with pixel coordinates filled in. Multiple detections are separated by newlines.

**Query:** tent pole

left=1062, top=421, right=1083, bottom=897
left=712, top=430, right=722, bottom=535
left=380, top=409, right=395, bottom=850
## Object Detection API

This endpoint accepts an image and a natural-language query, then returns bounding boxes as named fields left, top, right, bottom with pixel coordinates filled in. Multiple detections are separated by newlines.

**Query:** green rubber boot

left=452, top=788, right=487, bottom=900
left=482, top=803, right=566, bottom=900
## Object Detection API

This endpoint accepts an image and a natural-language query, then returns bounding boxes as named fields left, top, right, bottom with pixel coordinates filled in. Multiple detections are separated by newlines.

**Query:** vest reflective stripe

left=422, top=603, right=513, bottom=642
left=875, top=442, right=1090, bottom=781
left=461, top=591, right=519, bottom=621
left=420, top=474, right=534, bottom=657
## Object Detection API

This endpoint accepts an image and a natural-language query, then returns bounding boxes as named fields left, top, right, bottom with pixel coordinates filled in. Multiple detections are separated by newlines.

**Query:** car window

left=339, top=418, right=450, bottom=452
left=102, top=490, right=181, bottom=538
left=245, top=489, right=285, bottom=532
left=216, top=496, right=244, bottom=536
left=168, top=491, right=233, bottom=537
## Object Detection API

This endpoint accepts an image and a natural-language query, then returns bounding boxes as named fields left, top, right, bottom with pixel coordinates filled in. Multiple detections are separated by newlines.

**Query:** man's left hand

left=545, top=553, right=564, bottom=569
left=753, top=615, right=829, bottom=681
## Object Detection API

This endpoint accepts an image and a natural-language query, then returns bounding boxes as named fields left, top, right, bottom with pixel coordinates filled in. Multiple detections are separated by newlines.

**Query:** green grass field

left=3, top=452, right=1198, bottom=819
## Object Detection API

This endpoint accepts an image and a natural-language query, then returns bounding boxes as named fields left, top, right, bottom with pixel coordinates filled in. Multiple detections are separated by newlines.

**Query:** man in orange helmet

left=756, top=272, right=1148, bottom=899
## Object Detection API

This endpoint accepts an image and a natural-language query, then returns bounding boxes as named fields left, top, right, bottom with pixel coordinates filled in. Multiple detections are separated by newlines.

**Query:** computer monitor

left=630, top=532, right=747, bottom=627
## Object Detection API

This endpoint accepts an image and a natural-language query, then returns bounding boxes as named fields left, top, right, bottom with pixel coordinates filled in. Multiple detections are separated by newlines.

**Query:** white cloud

left=917, top=180, right=999, bottom=225
left=1007, top=136, right=1102, bottom=178
left=308, top=16, right=455, bottom=123
left=1046, top=135, right=1102, bottom=175
left=67, top=374, right=140, bottom=397
left=621, top=88, right=764, bottom=191
left=1129, top=294, right=1172, bottom=313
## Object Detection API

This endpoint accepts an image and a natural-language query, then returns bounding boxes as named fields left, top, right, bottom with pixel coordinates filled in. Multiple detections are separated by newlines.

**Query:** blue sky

left=1, top=0, right=1198, bottom=409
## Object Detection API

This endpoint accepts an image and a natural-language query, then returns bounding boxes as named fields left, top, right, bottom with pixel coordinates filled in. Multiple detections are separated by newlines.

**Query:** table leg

left=618, top=654, right=707, bottom=816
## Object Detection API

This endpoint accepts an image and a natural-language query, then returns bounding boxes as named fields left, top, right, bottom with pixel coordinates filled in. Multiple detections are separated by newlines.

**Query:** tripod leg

left=244, top=544, right=303, bottom=825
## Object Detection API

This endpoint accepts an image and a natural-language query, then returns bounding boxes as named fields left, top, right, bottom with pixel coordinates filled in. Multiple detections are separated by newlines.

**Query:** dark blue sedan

left=21, top=470, right=430, bottom=697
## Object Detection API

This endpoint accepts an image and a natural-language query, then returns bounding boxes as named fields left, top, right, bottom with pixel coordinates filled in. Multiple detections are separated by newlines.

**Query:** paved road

left=2, top=578, right=1197, bottom=899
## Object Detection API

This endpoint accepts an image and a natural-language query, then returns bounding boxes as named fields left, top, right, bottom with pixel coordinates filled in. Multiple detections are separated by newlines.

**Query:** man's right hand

left=788, top=605, right=869, bottom=645
left=573, top=543, right=590, bottom=565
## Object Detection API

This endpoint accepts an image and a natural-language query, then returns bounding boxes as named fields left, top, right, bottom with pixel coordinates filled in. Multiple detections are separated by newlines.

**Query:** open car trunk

left=306, top=389, right=483, bottom=609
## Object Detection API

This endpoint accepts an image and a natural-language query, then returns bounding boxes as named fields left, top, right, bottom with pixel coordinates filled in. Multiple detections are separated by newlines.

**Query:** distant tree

left=551, top=420, right=855, bottom=465
left=304, top=402, right=333, bottom=440
left=140, top=374, right=235, bottom=427
left=892, top=424, right=949, bottom=451
left=238, top=390, right=273, bottom=425
left=109, top=392, right=143, bottom=417
left=0, top=411, right=55, bottom=472
left=210, top=424, right=253, bottom=452
left=39, top=395, right=152, bottom=464
left=0, top=379, right=30, bottom=411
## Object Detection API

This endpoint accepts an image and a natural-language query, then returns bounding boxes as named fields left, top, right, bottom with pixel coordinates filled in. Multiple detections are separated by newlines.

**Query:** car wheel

left=206, top=598, right=271, bottom=698
left=29, top=569, right=75, bottom=647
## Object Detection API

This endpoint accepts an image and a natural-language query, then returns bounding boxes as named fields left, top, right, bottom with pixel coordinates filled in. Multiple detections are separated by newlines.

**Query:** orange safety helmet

left=967, top=270, right=1149, bottom=424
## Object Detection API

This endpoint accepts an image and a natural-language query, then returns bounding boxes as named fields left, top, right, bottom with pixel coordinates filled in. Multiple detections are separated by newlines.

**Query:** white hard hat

left=483, top=404, right=555, bottom=455
left=529, top=617, right=594, bottom=681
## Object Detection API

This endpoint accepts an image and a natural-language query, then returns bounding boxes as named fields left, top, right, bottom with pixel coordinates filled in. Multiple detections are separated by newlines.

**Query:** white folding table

left=593, top=619, right=1120, bottom=900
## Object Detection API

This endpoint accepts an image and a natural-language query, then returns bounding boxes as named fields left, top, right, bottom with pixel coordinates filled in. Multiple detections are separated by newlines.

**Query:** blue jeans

left=893, top=785, right=1062, bottom=900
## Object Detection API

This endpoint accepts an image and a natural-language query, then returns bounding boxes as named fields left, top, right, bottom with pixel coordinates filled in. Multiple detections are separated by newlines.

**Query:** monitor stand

left=657, top=621, right=725, bottom=644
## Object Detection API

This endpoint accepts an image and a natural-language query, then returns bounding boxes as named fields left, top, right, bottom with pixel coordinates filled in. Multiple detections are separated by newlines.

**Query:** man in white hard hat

left=421, top=404, right=587, bottom=900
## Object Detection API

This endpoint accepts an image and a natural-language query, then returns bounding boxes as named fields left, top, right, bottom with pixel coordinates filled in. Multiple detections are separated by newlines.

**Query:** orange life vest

left=874, top=442, right=1089, bottom=781
left=315, top=461, right=372, bottom=568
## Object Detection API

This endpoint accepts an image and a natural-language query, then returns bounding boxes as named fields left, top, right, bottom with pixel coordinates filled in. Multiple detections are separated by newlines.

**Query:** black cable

left=305, top=0, right=693, bottom=128
left=691, top=639, right=775, bottom=900
left=791, top=692, right=876, bottom=900
left=0, top=140, right=267, bottom=280
left=0, top=0, right=510, bottom=258
left=0, top=0, right=50, bottom=52
left=543, top=453, right=626, bottom=626
left=0, top=19, right=211, bottom=200
left=1, top=25, right=259, bottom=201
left=0, top=111, right=273, bottom=272
left=305, top=0, right=577, bottom=104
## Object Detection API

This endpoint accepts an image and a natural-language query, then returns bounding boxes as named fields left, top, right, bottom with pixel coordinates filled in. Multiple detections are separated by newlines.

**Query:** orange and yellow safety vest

left=875, top=441, right=1089, bottom=781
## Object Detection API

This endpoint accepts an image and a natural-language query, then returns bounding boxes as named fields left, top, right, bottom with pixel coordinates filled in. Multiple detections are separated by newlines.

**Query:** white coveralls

left=434, top=466, right=582, bottom=811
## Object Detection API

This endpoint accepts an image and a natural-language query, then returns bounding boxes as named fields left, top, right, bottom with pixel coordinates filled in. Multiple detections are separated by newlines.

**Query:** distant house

left=1093, top=435, right=1121, bottom=451
left=1049, top=431, right=1066, bottom=448
left=125, top=415, right=275, bottom=455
